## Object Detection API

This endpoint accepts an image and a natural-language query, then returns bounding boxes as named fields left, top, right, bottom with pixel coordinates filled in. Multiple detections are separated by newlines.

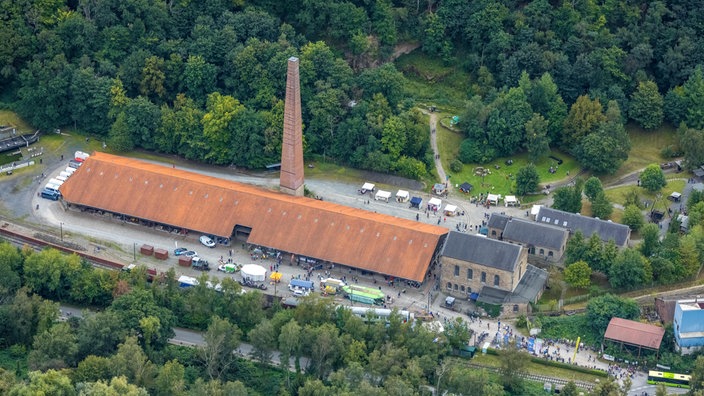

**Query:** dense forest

left=4, top=1, right=704, bottom=179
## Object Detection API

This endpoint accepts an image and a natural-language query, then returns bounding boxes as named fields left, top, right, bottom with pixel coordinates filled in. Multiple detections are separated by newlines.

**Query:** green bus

left=647, top=370, right=690, bottom=388
left=341, top=285, right=385, bottom=305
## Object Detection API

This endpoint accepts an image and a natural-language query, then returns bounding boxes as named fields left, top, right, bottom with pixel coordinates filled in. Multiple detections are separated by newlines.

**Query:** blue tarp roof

left=410, top=196, right=422, bottom=204
left=289, top=279, right=314, bottom=289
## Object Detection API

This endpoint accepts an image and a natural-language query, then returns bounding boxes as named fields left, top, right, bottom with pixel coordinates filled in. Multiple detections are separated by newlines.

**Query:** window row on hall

left=453, top=265, right=499, bottom=286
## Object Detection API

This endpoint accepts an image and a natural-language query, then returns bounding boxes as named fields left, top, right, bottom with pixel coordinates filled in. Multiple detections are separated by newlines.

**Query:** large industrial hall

left=58, top=152, right=448, bottom=283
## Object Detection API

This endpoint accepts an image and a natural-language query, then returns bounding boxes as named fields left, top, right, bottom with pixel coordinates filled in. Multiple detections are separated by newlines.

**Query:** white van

left=64, top=167, right=76, bottom=175
left=59, top=171, right=71, bottom=178
left=56, top=175, right=67, bottom=182
left=48, top=178, right=63, bottom=186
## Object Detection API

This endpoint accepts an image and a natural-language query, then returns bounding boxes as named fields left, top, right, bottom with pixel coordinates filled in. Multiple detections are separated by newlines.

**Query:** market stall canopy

left=487, top=193, right=500, bottom=204
left=241, top=264, right=267, bottom=282
left=362, top=182, right=375, bottom=191
left=428, top=197, right=442, bottom=207
left=375, top=190, right=391, bottom=199
left=270, top=272, right=282, bottom=281
left=444, top=204, right=458, bottom=213
left=396, top=190, right=409, bottom=199
left=504, top=195, right=518, bottom=206
left=410, top=196, right=423, bottom=207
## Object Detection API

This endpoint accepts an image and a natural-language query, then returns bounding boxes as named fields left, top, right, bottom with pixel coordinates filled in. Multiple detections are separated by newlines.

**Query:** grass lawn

left=0, top=110, right=33, bottom=132
left=395, top=50, right=470, bottom=113
left=604, top=178, right=687, bottom=212
left=601, top=123, right=677, bottom=184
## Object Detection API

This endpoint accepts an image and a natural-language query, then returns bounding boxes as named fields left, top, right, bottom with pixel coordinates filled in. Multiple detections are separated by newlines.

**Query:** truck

left=341, top=285, right=385, bottom=305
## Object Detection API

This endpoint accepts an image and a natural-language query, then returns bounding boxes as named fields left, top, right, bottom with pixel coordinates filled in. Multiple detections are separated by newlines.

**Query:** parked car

left=218, top=263, right=238, bottom=273
left=174, top=247, right=188, bottom=256
left=183, top=250, right=198, bottom=258
left=199, top=235, right=216, bottom=247
left=192, top=257, right=210, bottom=271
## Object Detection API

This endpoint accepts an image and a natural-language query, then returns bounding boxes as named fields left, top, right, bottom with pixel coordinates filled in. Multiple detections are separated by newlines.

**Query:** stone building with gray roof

left=440, top=232, right=547, bottom=317
left=535, top=207, right=631, bottom=247
left=487, top=213, right=569, bottom=262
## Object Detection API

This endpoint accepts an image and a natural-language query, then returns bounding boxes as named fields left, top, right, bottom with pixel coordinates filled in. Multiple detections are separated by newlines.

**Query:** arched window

left=491, top=230, right=497, bottom=236
left=454, top=265, right=459, bottom=276
left=539, top=248, right=545, bottom=256
left=446, top=282, right=452, bottom=289
left=454, top=284, right=458, bottom=291
left=494, top=275, right=500, bottom=286
left=548, top=251, right=554, bottom=257
left=460, top=285, right=465, bottom=292
left=481, top=272, right=486, bottom=283
left=513, top=305, right=519, bottom=312
left=467, top=268, right=473, bottom=279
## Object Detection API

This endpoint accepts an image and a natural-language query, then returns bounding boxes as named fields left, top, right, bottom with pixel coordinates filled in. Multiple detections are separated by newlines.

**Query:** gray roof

left=501, top=215, right=569, bottom=250
left=507, top=264, right=548, bottom=303
left=536, top=207, right=630, bottom=246
left=477, top=286, right=510, bottom=305
left=487, top=213, right=510, bottom=230
left=441, top=232, right=522, bottom=272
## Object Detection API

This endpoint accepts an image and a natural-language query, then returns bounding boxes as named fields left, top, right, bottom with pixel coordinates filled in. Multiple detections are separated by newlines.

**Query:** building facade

left=487, top=213, right=569, bottom=262
left=674, top=299, right=704, bottom=354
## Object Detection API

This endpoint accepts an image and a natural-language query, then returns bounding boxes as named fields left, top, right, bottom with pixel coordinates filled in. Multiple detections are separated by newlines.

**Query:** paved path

left=427, top=111, right=447, bottom=187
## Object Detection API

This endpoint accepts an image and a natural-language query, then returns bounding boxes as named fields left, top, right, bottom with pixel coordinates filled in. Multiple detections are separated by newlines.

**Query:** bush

left=449, top=159, right=463, bottom=173
left=660, top=144, right=682, bottom=159
left=476, top=301, right=502, bottom=317
left=459, top=139, right=496, bottom=164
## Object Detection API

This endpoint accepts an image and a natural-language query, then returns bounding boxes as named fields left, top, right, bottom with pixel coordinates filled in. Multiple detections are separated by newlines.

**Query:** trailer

left=178, top=275, right=198, bottom=288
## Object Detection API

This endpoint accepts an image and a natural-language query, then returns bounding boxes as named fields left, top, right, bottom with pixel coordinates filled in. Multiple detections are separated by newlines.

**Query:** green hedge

left=529, top=357, right=608, bottom=377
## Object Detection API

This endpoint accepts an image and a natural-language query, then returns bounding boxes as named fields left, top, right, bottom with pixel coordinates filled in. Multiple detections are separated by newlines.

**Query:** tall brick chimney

left=279, top=57, right=305, bottom=196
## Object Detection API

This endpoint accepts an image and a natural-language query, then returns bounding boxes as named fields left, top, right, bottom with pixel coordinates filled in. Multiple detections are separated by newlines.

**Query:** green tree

left=498, top=347, right=529, bottom=393
left=249, top=319, right=277, bottom=363
left=591, top=192, right=613, bottom=220
left=683, top=66, right=704, bottom=130
left=486, top=87, right=532, bottom=156
left=8, top=370, right=75, bottom=396
left=640, top=164, right=667, bottom=192
left=199, top=316, right=242, bottom=380
left=574, top=101, right=630, bottom=174
left=584, top=177, right=604, bottom=202
left=140, top=56, right=166, bottom=100
left=564, top=261, right=592, bottom=289
left=75, top=376, right=148, bottom=395
left=639, top=223, right=661, bottom=258
left=552, top=180, right=583, bottom=213
left=586, top=294, right=640, bottom=335
left=562, top=95, right=606, bottom=151
left=609, top=248, right=653, bottom=289
left=153, top=359, right=185, bottom=396
left=565, top=230, right=587, bottom=265
left=110, top=336, right=155, bottom=389
left=183, top=55, right=217, bottom=104
left=515, top=164, right=540, bottom=196
left=621, top=205, right=644, bottom=231
left=422, top=12, right=452, bottom=61
left=28, top=322, right=78, bottom=371
left=381, top=116, right=406, bottom=160
left=524, top=113, right=550, bottom=163
left=679, top=126, right=704, bottom=170
left=629, top=80, right=664, bottom=130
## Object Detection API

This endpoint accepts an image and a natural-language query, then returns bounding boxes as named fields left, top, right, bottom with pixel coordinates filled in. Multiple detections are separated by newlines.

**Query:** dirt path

left=422, top=110, right=448, bottom=189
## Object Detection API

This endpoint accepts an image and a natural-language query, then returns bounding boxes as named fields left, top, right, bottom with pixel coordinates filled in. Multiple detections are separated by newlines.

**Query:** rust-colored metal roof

left=603, top=317, right=665, bottom=350
left=59, top=153, right=447, bottom=281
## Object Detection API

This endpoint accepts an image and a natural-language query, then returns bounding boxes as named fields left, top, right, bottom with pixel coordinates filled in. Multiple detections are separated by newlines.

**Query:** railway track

left=0, top=222, right=126, bottom=271
left=466, top=363, right=596, bottom=391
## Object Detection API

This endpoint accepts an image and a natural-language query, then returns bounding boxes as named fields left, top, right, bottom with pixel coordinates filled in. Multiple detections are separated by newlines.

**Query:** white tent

left=241, top=264, right=267, bottom=282
left=487, top=193, right=500, bottom=205
left=504, top=195, right=519, bottom=207
left=395, top=190, right=410, bottom=202
left=362, top=182, right=375, bottom=191
left=375, top=190, right=392, bottom=202
left=428, top=197, right=442, bottom=210
left=670, top=192, right=682, bottom=202
left=444, top=204, right=458, bottom=216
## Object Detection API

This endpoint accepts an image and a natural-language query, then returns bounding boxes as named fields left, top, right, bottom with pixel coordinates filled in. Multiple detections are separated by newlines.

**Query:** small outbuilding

left=504, top=195, right=519, bottom=207
left=459, top=182, right=473, bottom=193
left=432, top=183, right=446, bottom=195
left=396, top=190, right=410, bottom=203
left=603, top=317, right=665, bottom=358
left=375, top=190, right=392, bottom=202
left=669, top=192, right=682, bottom=202
left=410, top=196, right=423, bottom=209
